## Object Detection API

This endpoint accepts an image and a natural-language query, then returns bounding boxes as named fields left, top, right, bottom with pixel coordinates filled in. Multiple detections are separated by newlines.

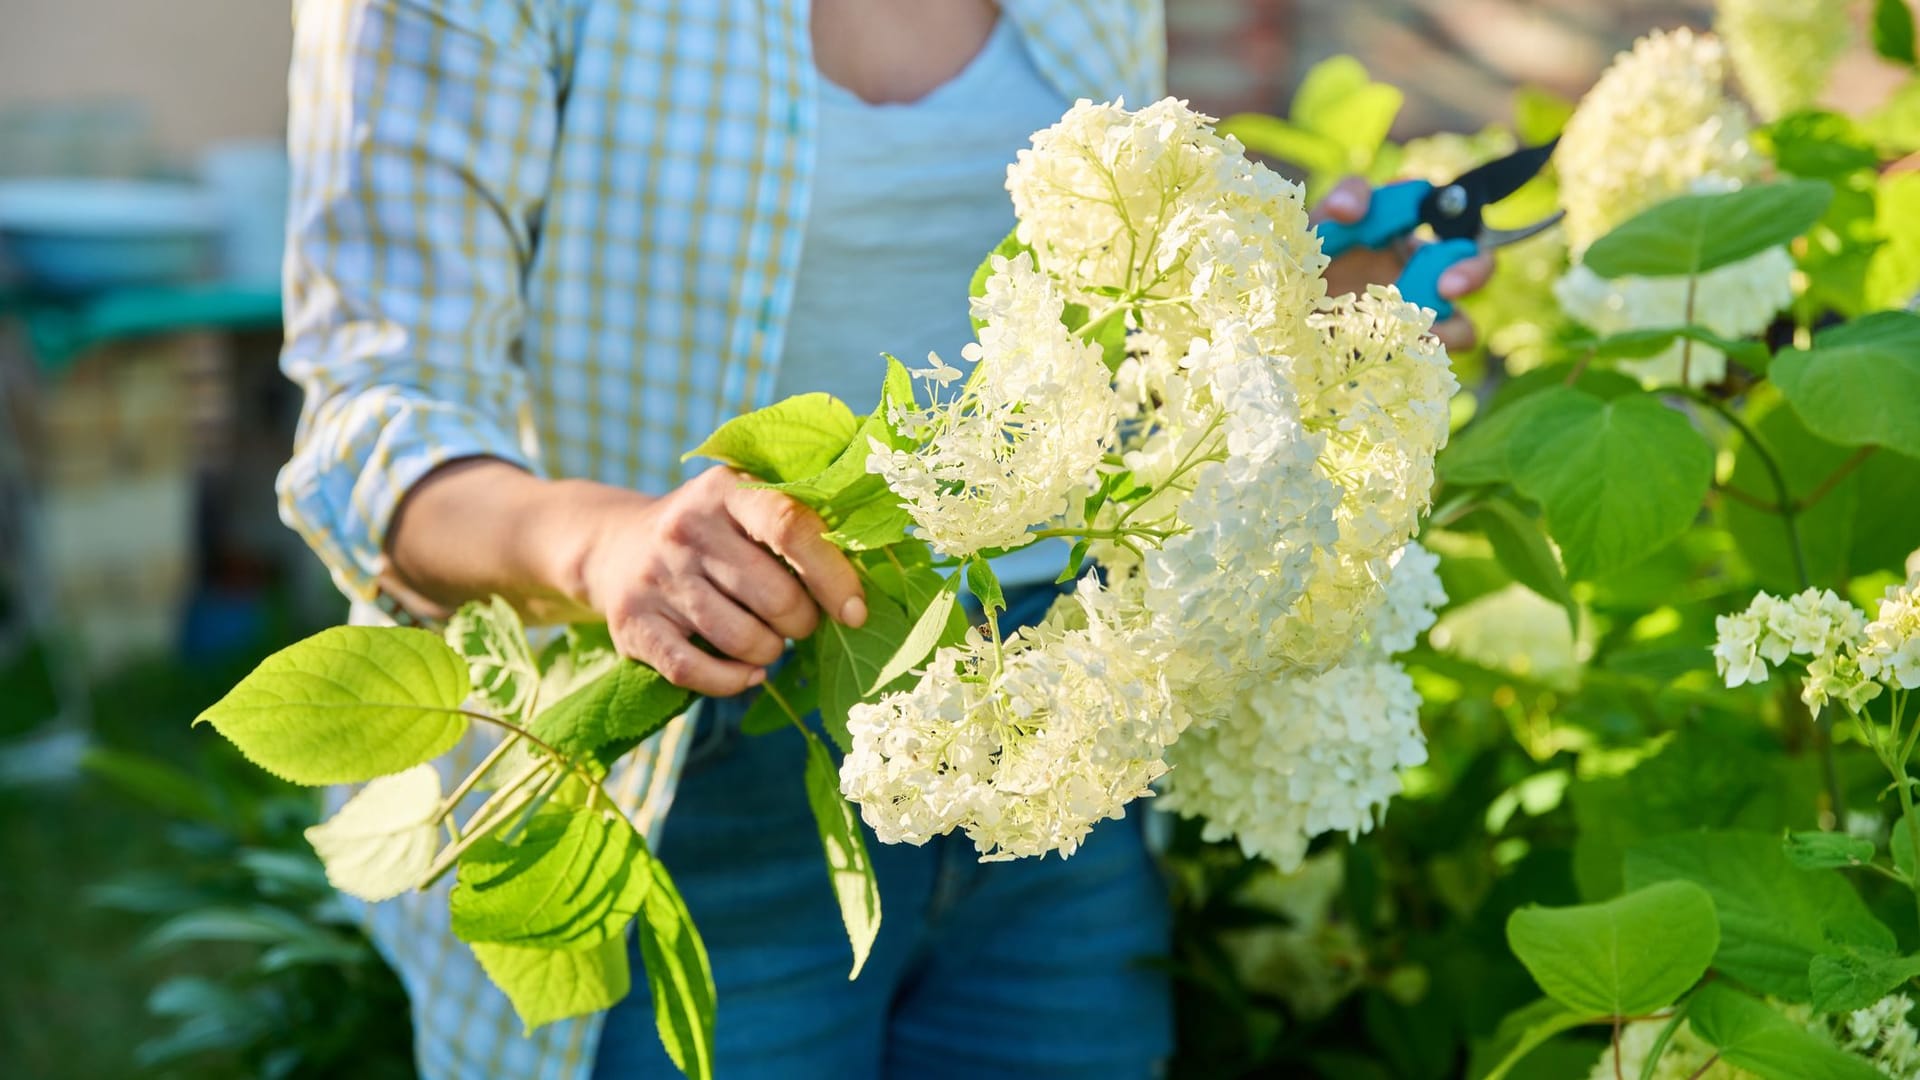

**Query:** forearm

left=384, top=458, right=647, bottom=625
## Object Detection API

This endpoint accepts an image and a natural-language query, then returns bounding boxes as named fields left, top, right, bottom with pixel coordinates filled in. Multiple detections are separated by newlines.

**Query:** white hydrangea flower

left=304, top=764, right=442, bottom=902
left=1554, top=245, right=1795, bottom=387
left=1839, top=994, right=1920, bottom=1078
left=1861, top=576, right=1920, bottom=691
left=1007, top=97, right=1327, bottom=352
left=839, top=580, right=1177, bottom=861
left=868, top=250, right=1120, bottom=557
left=1157, top=543, right=1446, bottom=870
left=1558, top=29, right=1759, bottom=254
left=1713, top=588, right=1867, bottom=689
left=1553, top=30, right=1789, bottom=386
left=1716, top=0, right=1850, bottom=121
left=1158, top=656, right=1427, bottom=871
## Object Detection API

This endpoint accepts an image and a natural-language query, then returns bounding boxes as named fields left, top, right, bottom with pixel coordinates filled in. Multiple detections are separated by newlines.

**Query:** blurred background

left=0, top=1, right=1900, bottom=1077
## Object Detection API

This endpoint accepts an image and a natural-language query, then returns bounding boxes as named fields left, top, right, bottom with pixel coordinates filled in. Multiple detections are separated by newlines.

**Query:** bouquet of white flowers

left=193, top=98, right=1453, bottom=1076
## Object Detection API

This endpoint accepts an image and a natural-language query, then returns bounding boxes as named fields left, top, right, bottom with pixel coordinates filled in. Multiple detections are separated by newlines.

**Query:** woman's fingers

left=700, top=533, right=820, bottom=641
left=1437, top=251, right=1495, bottom=299
left=679, top=578, right=787, bottom=668
left=725, top=485, right=868, bottom=628
left=614, top=610, right=765, bottom=697
left=1311, top=175, right=1372, bottom=226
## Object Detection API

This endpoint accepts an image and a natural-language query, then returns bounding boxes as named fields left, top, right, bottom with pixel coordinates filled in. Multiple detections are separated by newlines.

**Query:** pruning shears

left=1314, top=139, right=1564, bottom=322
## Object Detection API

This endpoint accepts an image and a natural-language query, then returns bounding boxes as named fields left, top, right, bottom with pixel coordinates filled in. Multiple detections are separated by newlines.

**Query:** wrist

left=527, top=478, right=652, bottom=620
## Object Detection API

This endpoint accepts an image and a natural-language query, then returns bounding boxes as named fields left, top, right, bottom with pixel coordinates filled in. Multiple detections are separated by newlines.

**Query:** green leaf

left=1221, top=55, right=1402, bottom=200
left=528, top=661, right=694, bottom=772
left=635, top=852, right=717, bottom=1080
left=534, top=624, right=624, bottom=713
left=1689, top=982, right=1883, bottom=1080
left=194, top=626, right=471, bottom=786
left=815, top=592, right=914, bottom=751
left=767, top=359, right=916, bottom=551
left=1757, top=111, right=1882, bottom=179
left=1809, top=943, right=1920, bottom=1013
left=1876, top=0, right=1918, bottom=66
left=1581, top=181, right=1834, bottom=279
left=447, top=597, right=540, bottom=721
left=303, top=763, right=441, bottom=902
left=682, top=392, right=860, bottom=484
left=472, top=935, right=630, bottom=1034
left=965, top=558, right=1005, bottom=620
left=800, top=727, right=881, bottom=978
left=1512, top=87, right=1574, bottom=145
left=1570, top=326, right=1772, bottom=374
left=1508, top=391, right=1713, bottom=580
left=1472, top=998, right=1588, bottom=1080
left=868, top=572, right=963, bottom=695
left=1438, top=373, right=1636, bottom=487
left=1774, top=312, right=1920, bottom=459
left=1505, top=880, right=1718, bottom=1018
left=1867, top=172, right=1920, bottom=309
left=1624, top=830, right=1893, bottom=1001
left=449, top=806, right=650, bottom=949
left=1783, top=830, right=1877, bottom=871
left=1464, top=499, right=1577, bottom=632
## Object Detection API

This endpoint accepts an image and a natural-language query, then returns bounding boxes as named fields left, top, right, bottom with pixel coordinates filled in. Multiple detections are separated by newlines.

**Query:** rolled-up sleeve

left=277, top=0, right=560, bottom=602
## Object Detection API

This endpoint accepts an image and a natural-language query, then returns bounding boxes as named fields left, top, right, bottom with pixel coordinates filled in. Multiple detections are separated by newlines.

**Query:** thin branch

left=1683, top=1055, right=1721, bottom=1080
left=1796, top=445, right=1877, bottom=514
left=1712, top=482, right=1778, bottom=512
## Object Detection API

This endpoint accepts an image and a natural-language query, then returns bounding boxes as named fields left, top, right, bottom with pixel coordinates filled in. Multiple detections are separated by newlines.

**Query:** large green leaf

left=815, top=590, right=914, bottom=751
left=194, top=626, right=471, bottom=786
left=1471, top=998, right=1589, bottom=1080
left=682, top=392, right=860, bottom=484
left=528, top=661, right=693, bottom=772
left=1773, top=312, right=1920, bottom=459
left=1437, top=370, right=1639, bottom=487
left=867, top=571, right=963, bottom=694
left=1624, top=830, right=1893, bottom=1001
left=1757, top=111, right=1882, bottom=179
left=1809, top=942, right=1920, bottom=1014
left=1222, top=56, right=1402, bottom=199
left=1508, top=391, right=1713, bottom=579
left=635, top=853, right=717, bottom=1080
left=1875, top=0, right=1918, bottom=66
left=800, top=727, right=881, bottom=978
left=1689, top=983, right=1883, bottom=1080
left=1782, top=831, right=1877, bottom=871
left=303, top=763, right=441, bottom=903
left=1569, top=325, right=1773, bottom=374
left=1463, top=499, right=1577, bottom=632
left=1506, top=881, right=1718, bottom=1018
left=1581, top=181, right=1834, bottom=279
left=472, top=936, right=629, bottom=1034
left=450, top=806, right=650, bottom=949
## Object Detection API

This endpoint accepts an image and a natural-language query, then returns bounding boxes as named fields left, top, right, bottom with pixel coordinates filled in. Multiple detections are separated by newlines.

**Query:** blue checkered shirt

left=276, top=1, right=1165, bottom=1076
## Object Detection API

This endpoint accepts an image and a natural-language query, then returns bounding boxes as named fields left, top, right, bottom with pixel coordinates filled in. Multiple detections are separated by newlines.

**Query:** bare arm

left=386, top=460, right=867, bottom=697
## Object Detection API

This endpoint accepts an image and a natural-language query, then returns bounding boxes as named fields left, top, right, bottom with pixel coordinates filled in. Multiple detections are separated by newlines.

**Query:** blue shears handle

left=1314, top=179, right=1477, bottom=321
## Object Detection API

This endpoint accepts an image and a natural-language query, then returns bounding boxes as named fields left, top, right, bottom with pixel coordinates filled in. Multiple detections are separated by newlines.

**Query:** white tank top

left=777, top=18, right=1073, bottom=587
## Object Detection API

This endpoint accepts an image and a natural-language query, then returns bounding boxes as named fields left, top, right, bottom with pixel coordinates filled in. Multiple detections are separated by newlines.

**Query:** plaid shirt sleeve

left=276, top=0, right=562, bottom=603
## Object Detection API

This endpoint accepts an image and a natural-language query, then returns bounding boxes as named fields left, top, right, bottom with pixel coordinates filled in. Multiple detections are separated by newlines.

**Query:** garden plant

left=191, top=1, right=1920, bottom=1076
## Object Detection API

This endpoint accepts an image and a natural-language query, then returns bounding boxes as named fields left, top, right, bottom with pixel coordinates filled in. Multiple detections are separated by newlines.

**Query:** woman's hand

left=1311, top=176, right=1495, bottom=352
left=568, top=466, right=866, bottom=696
left=387, top=460, right=866, bottom=697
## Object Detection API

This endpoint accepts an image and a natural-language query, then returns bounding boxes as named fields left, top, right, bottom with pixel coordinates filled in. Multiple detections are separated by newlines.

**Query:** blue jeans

left=592, top=587, right=1173, bottom=1078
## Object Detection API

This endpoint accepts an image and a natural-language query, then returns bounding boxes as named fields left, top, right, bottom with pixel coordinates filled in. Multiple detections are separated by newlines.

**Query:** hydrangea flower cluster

left=1712, top=577, right=1920, bottom=713
left=1837, top=993, right=1920, bottom=1078
left=869, top=250, right=1120, bottom=558
left=1156, top=543, right=1445, bottom=869
left=1552, top=28, right=1791, bottom=386
left=843, top=98, right=1453, bottom=862
left=1715, top=0, right=1850, bottom=121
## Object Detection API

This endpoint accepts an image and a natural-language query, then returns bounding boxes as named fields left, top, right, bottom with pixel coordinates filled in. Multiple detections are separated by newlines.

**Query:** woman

left=277, top=1, right=1491, bottom=1076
